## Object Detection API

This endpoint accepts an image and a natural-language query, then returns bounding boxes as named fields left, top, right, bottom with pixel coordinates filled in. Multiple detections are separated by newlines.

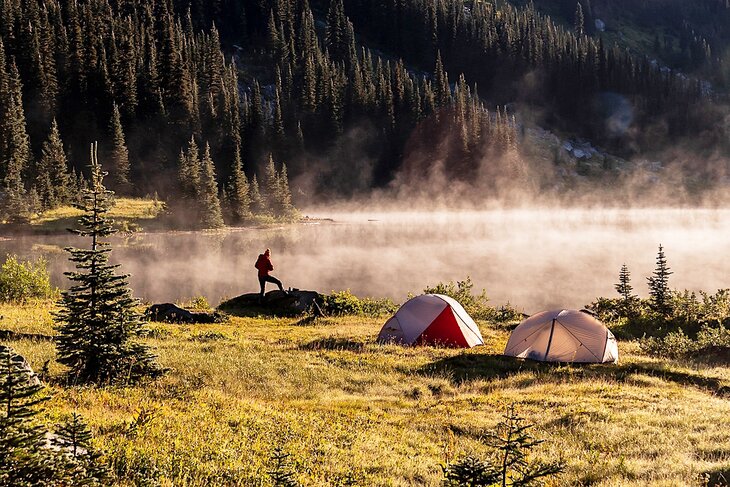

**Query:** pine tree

left=178, top=136, right=201, bottom=200
left=249, top=174, right=264, bottom=215
left=37, top=119, right=73, bottom=209
left=443, top=404, right=564, bottom=486
left=574, top=2, right=585, bottom=37
left=0, top=345, right=65, bottom=486
left=278, top=164, right=296, bottom=219
left=55, top=143, right=162, bottom=384
left=197, top=143, right=224, bottom=229
left=615, top=264, right=634, bottom=302
left=647, top=244, right=673, bottom=316
left=268, top=446, right=300, bottom=487
left=109, top=103, right=131, bottom=193
left=261, top=154, right=281, bottom=215
left=53, top=412, right=109, bottom=484
left=227, top=150, right=252, bottom=223
left=2, top=60, right=32, bottom=223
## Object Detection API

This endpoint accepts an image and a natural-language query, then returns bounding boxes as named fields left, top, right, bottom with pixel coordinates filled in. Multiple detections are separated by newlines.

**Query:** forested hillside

left=0, top=0, right=728, bottom=225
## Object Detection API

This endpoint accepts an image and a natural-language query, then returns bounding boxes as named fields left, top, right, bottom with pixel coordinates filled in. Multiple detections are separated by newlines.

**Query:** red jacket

left=255, top=254, right=274, bottom=277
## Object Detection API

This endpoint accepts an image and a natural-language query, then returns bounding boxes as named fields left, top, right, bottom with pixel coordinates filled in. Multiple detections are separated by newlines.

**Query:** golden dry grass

left=2, top=302, right=730, bottom=486
left=28, top=197, right=166, bottom=233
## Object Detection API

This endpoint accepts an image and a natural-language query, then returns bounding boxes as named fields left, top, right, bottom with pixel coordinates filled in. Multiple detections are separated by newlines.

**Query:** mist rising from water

left=2, top=208, right=730, bottom=313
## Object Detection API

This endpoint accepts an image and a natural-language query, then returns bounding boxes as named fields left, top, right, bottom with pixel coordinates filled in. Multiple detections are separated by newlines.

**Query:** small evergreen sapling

left=268, top=445, right=300, bottom=487
left=443, top=404, right=564, bottom=487
left=615, top=263, right=637, bottom=316
left=53, top=412, right=109, bottom=484
left=0, top=345, right=63, bottom=486
left=55, top=143, right=162, bottom=384
left=647, top=244, right=673, bottom=316
left=615, top=264, right=633, bottom=301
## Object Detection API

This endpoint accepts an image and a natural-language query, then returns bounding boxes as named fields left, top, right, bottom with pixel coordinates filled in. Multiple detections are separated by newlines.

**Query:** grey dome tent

left=504, top=309, right=618, bottom=363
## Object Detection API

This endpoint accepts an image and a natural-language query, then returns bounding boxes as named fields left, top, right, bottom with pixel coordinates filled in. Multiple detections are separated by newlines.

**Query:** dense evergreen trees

left=0, top=0, right=723, bottom=218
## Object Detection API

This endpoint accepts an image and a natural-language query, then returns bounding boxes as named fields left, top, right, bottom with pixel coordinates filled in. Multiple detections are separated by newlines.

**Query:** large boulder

left=0, top=345, right=40, bottom=386
left=146, top=303, right=223, bottom=324
left=219, top=289, right=322, bottom=316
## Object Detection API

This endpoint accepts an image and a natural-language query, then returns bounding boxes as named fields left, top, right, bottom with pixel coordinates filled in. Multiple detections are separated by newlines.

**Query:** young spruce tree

left=53, top=412, right=109, bottom=484
left=227, top=150, right=252, bottom=224
left=647, top=244, right=673, bottom=316
left=615, top=264, right=634, bottom=301
left=55, top=143, right=162, bottom=384
left=37, top=119, right=73, bottom=209
left=443, top=404, right=564, bottom=486
left=198, top=142, right=224, bottom=229
left=109, top=103, right=131, bottom=193
left=0, top=345, right=62, bottom=485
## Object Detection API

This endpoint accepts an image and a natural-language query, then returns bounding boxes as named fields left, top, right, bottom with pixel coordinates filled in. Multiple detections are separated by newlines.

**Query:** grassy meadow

left=2, top=300, right=730, bottom=486
left=26, top=197, right=167, bottom=234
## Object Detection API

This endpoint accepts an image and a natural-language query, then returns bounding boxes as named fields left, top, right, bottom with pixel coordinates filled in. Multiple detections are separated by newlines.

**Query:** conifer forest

left=2, top=0, right=730, bottom=226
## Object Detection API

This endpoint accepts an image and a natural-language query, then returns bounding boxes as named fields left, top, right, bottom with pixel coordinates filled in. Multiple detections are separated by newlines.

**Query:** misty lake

left=2, top=208, right=730, bottom=313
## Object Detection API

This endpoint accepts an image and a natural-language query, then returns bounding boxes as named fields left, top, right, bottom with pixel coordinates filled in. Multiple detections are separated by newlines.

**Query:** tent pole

left=544, top=318, right=557, bottom=361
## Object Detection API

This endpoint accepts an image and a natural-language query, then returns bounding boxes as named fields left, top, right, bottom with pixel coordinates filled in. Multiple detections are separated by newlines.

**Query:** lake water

left=2, top=208, right=730, bottom=313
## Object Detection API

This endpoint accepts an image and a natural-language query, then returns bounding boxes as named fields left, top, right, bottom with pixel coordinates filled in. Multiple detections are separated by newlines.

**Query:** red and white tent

left=377, top=294, right=484, bottom=348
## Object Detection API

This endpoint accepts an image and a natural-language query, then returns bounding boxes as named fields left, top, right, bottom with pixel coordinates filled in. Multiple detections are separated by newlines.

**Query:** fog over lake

left=3, top=208, right=729, bottom=313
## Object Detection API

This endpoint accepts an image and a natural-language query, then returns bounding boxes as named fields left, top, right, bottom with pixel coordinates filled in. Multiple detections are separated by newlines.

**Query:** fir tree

left=261, top=154, right=281, bottom=215
left=178, top=136, right=201, bottom=200
left=53, top=412, right=109, bottom=485
left=575, top=3, right=585, bottom=37
left=227, top=150, right=252, bottom=224
left=109, top=103, right=131, bottom=193
left=647, top=244, right=673, bottom=316
left=443, top=404, right=564, bottom=486
left=2, top=60, right=31, bottom=223
left=54, top=143, right=162, bottom=384
left=278, top=163, right=296, bottom=219
left=434, top=51, right=451, bottom=108
left=197, top=143, right=224, bottom=229
left=268, top=446, right=300, bottom=487
left=0, top=345, right=64, bottom=486
left=249, top=174, right=264, bottom=215
left=615, top=264, right=634, bottom=302
left=37, top=118, right=73, bottom=209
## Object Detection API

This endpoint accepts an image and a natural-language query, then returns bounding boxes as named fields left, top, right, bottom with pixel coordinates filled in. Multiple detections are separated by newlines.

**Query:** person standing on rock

left=255, top=248, right=286, bottom=301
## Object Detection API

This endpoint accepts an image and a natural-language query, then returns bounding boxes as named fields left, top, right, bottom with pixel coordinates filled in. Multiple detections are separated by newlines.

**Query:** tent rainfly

left=377, top=294, right=484, bottom=348
left=504, top=309, right=618, bottom=363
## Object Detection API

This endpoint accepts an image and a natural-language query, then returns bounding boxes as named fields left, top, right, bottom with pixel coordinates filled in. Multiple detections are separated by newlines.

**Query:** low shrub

left=640, top=324, right=730, bottom=360
left=423, top=277, right=511, bottom=321
left=588, top=289, right=730, bottom=340
left=321, top=290, right=396, bottom=317
left=176, top=295, right=211, bottom=310
left=322, top=290, right=362, bottom=316
left=0, top=254, right=56, bottom=302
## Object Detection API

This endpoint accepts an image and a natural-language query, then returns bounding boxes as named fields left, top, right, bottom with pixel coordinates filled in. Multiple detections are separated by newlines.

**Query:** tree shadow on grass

left=418, top=353, right=548, bottom=382
left=299, top=337, right=366, bottom=352
left=419, top=353, right=730, bottom=397
left=703, top=467, right=730, bottom=486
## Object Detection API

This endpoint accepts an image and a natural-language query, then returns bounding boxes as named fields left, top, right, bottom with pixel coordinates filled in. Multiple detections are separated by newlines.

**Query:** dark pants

left=259, top=275, right=284, bottom=296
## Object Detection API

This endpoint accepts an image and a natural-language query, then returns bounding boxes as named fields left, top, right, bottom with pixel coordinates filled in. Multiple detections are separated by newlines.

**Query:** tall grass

left=2, top=301, right=730, bottom=485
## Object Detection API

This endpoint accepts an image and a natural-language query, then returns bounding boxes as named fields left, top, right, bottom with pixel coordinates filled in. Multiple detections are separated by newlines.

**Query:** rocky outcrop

left=0, top=345, right=40, bottom=386
left=218, top=289, right=323, bottom=316
left=146, top=303, right=224, bottom=324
